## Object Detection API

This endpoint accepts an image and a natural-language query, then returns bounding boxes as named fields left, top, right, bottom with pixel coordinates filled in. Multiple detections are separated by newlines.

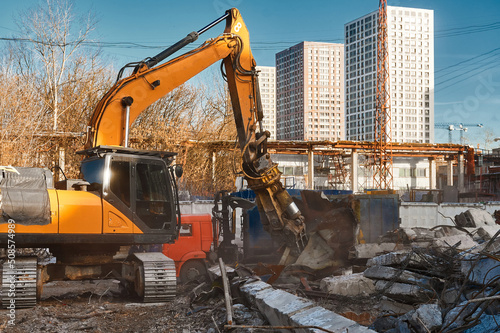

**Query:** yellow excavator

left=0, top=8, right=306, bottom=307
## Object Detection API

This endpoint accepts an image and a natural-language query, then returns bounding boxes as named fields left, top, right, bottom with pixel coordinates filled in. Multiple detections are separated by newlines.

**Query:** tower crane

left=435, top=123, right=483, bottom=144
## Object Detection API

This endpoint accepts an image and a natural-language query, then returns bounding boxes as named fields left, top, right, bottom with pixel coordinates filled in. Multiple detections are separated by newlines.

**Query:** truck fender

left=178, top=251, right=207, bottom=267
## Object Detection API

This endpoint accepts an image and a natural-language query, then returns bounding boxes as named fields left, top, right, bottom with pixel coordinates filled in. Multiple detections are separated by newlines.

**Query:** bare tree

left=11, top=0, right=101, bottom=132
left=130, top=72, right=240, bottom=196
left=0, top=0, right=111, bottom=175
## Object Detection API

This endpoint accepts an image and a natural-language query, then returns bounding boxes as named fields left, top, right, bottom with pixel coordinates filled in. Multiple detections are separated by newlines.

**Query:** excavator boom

left=86, top=8, right=307, bottom=253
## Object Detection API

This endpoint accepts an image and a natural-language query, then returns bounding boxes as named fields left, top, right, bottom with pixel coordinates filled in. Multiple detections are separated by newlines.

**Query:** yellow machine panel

left=102, top=200, right=136, bottom=234
left=57, top=190, right=102, bottom=234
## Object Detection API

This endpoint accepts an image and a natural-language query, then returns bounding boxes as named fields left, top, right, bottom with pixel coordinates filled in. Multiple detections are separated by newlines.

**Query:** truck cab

left=162, top=214, right=213, bottom=282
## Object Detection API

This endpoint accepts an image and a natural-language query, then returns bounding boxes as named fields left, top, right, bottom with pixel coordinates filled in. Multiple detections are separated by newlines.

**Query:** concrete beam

left=240, top=280, right=376, bottom=332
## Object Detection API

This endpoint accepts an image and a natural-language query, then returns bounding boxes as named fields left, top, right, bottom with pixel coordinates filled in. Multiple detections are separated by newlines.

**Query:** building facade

left=344, top=6, right=434, bottom=143
left=276, top=42, right=345, bottom=141
left=256, top=66, right=277, bottom=139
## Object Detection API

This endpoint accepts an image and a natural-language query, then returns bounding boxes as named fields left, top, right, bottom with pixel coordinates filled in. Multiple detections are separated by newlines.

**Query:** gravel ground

left=0, top=280, right=265, bottom=332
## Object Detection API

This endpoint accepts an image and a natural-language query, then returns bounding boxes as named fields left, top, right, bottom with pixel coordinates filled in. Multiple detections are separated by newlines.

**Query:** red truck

left=162, top=214, right=214, bottom=282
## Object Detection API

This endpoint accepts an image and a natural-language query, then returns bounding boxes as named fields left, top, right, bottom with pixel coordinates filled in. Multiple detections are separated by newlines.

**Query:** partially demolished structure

left=199, top=193, right=500, bottom=332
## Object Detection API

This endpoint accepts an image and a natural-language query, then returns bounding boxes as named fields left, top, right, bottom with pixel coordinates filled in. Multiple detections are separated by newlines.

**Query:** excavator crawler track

left=132, top=252, right=176, bottom=302
left=1, top=257, right=38, bottom=308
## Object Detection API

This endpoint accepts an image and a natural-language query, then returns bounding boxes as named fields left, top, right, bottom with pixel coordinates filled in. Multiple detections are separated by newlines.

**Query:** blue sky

left=1, top=0, right=500, bottom=147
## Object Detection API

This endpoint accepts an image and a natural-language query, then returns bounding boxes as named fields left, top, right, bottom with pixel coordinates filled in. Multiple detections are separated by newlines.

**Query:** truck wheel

left=180, top=260, right=207, bottom=283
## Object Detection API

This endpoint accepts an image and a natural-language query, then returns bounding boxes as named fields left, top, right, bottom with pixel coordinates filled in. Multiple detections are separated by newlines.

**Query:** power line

left=434, top=47, right=500, bottom=80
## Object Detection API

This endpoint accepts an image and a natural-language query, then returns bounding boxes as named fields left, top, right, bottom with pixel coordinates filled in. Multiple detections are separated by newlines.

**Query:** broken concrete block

left=289, top=306, right=376, bottom=333
left=369, top=315, right=397, bottom=332
left=367, top=251, right=410, bottom=267
left=432, top=234, right=477, bottom=251
left=402, top=227, right=436, bottom=242
left=410, top=303, right=442, bottom=332
left=375, top=280, right=436, bottom=304
left=364, top=265, right=436, bottom=291
left=295, top=232, right=337, bottom=270
left=320, top=273, right=376, bottom=296
left=463, top=314, right=500, bottom=333
left=376, top=296, right=416, bottom=315
left=441, top=287, right=462, bottom=306
left=394, top=320, right=412, bottom=333
left=434, top=225, right=468, bottom=238
left=475, top=225, right=500, bottom=241
left=367, top=251, right=427, bottom=268
left=467, top=209, right=496, bottom=227
left=470, top=235, right=500, bottom=254
left=349, top=243, right=403, bottom=259
left=441, top=301, right=480, bottom=332
left=461, top=255, right=500, bottom=286
left=455, top=209, right=495, bottom=228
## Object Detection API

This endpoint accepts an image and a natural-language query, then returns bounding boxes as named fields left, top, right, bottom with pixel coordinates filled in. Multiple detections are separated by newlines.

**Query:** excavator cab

left=78, top=146, right=181, bottom=239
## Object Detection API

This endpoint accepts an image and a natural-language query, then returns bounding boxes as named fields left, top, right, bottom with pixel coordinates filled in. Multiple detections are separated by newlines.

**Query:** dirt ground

left=0, top=278, right=380, bottom=332
left=0, top=280, right=252, bottom=332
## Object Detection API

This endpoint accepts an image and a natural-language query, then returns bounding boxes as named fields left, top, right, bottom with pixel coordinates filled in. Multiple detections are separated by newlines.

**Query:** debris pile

left=341, top=209, right=500, bottom=332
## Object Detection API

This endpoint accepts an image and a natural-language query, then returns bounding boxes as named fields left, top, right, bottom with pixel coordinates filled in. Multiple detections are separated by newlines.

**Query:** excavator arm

left=86, top=8, right=307, bottom=253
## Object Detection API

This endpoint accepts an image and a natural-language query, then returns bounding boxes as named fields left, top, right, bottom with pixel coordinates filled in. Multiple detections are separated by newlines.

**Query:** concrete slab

left=295, top=232, right=337, bottom=270
left=239, top=279, right=376, bottom=332
left=432, top=234, right=477, bottom=251
left=367, top=251, right=427, bottom=268
left=434, top=225, right=468, bottom=238
left=364, top=265, right=435, bottom=290
left=411, top=304, right=442, bottom=332
left=320, top=273, right=376, bottom=296
left=349, top=243, right=404, bottom=259
left=402, top=227, right=436, bottom=242
left=375, top=280, right=435, bottom=304
left=376, top=297, right=416, bottom=315
left=461, top=255, right=500, bottom=286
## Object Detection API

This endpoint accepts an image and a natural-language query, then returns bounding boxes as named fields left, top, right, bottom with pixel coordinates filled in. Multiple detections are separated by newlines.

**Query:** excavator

left=0, top=8, right=307, bottom=307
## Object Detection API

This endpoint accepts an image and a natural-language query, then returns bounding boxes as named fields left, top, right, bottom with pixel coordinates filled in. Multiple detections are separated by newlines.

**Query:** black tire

left=179, top=260, right=207, bottom=283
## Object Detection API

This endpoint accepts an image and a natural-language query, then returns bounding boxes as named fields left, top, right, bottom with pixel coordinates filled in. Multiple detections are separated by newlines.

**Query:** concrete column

left=447, top=160, right=454, bottom=186
left=308, top=149, right=314, bottom=190
left=351, top=150, right=358, bottom=192
left=458, top=154, right=465, bottom=192
left=428, top=157, right=436, bottom=189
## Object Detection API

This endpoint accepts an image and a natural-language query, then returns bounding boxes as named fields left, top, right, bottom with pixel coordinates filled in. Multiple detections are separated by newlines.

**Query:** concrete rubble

left=314, top=208, right=499, bottom=332
left=185, top=203, right=497, bottom=332
left=203, top=206, right=500, bottom=332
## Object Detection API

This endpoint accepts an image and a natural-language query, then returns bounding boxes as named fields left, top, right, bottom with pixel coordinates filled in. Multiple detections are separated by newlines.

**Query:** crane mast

left=374, top=0, right=393, bottom=190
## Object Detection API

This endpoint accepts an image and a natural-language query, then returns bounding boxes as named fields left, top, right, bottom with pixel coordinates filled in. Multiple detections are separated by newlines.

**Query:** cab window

left=135, top=162, right=173, bottom=229
left=110, top=160, right=131, bottom=207
left=179, top=224, right=192, bottom=236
